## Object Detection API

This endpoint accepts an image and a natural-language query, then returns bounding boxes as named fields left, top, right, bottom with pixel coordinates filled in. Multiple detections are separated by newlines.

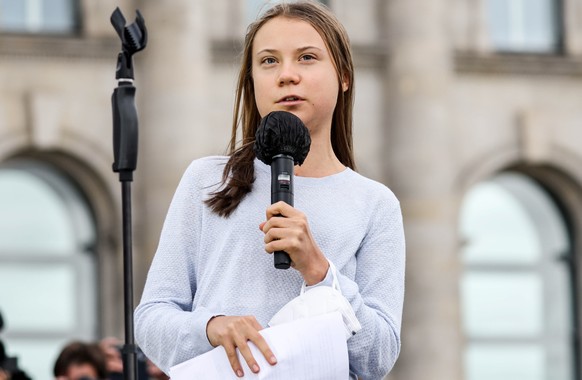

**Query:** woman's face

left=251, top=16, right=346, bottom=138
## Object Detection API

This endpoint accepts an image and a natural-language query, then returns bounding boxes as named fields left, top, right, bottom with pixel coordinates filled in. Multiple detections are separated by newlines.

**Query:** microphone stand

left=110, top=8, right=147, bottom=380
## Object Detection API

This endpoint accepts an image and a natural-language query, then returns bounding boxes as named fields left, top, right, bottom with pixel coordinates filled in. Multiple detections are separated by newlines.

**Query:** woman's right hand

left=206, top=315, right=277, bottom=377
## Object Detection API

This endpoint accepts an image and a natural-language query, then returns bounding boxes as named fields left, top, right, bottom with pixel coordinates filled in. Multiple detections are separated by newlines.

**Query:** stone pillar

left=133, top=0, right=211, bottom=291
left=381, top=2, right=463, bottom=380
left=564, top=0, right=582, bottom=55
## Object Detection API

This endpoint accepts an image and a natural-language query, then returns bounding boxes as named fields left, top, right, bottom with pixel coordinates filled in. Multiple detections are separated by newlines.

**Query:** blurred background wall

left=0, top=0, right=581, bottom=379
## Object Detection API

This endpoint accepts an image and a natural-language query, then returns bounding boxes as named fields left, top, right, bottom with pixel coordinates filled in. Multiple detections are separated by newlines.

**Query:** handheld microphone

left=254, top=111, right=311, bottom=269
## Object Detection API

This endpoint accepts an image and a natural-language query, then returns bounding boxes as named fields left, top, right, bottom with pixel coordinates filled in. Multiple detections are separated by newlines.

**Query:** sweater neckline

left=254, top=158, right=353, bottom=187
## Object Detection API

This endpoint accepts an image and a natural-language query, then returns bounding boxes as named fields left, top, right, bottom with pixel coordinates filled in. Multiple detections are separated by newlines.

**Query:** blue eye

left=300, top=54, right=315, bottom=61
left=262, top=57, right=277, bottom=65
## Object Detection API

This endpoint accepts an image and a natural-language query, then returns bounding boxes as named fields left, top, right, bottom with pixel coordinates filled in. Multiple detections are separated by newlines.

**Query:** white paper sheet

left=169, top=312, right=349, bottom=380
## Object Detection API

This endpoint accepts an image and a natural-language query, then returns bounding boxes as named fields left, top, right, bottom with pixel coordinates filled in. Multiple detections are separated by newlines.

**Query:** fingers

left=235, top=330, right=278, bottom=376
left=260, top=203, right=328, bottom=284
left=262, top=217, right=308, bottom=254
left=265, top=201, right=296, bottom=219
left=262, top=205, right=307, bottom=237
left=235, top=333, right=262, bottom=375
left=206, top=315, right=277, bottom=377
left=264, top=231, right=295, bottom=253
left=252, top=332, right=278, bottom=367
left=223, top=342, right=245, bottom=378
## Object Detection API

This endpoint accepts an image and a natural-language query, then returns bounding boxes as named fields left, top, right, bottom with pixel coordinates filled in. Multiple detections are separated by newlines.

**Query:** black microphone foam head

left=253, top=111, right=311, bottom=165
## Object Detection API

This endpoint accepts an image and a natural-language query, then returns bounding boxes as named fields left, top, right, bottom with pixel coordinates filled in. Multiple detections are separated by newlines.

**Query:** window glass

left=0, top=264, right=76, bottom=330
left=41, top=0, right=77, bottom=32
left=466, top=344, right=545, bottom=380
left=461, top=273, right=543, bottom=337
left=0, top=170, right=76, bottom=254
left=0, top=0, right=77, bottom=34
left=246, top=0, right=329, bottom=26
left=0, top=160, right=97, bottom=380
left=461, top=179, right=541, bottom=264
left=460, top=172, right=573, bottom=380
left=487, top=0, right=560, bottom=53
left=246, top=0, right=272, bottom=23
left=0, top=0, right=26, bottom=30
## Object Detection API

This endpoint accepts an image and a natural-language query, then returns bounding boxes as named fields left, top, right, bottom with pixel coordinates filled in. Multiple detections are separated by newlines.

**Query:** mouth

left=277, top=95, right=304, bottom=103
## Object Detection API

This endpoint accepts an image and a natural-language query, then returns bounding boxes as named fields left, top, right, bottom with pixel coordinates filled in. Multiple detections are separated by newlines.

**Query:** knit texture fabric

left=134, top=156, right=405, bottom=379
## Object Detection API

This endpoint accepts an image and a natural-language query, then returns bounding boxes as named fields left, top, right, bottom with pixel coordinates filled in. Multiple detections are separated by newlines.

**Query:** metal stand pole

left=121, top=180, right=136, bottom=380
left=110, top=8, right=147, bottom=380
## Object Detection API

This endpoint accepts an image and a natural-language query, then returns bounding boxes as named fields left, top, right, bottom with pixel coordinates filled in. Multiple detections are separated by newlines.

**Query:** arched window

left=460, top=172, right=575, bottom=380
left=0, top=159, right=98, bottom=380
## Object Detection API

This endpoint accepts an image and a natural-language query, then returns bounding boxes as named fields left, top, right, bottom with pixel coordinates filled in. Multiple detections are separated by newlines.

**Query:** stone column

left=381, top=2, right=463, bottom=380
left=133, top=0, right=211, bottom=291
left=564, top=0, right=582, bottom=55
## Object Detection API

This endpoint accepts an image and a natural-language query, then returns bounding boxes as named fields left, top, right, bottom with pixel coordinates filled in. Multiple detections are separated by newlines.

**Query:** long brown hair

left=206, top=0, right=355, bottom=217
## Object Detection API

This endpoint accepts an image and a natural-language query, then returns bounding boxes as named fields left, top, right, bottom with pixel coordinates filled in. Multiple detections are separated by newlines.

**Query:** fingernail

left=236, top=369, right=244, bottom=377
left=252, top=364, right=260, bottom=372
left=270, top=356, right=277, bottom=364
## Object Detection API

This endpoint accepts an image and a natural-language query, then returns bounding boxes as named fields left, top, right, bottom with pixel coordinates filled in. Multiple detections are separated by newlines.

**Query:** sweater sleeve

left=338, top=194, right=406, bottom=379
left=134, top=161, right=222, bottom=374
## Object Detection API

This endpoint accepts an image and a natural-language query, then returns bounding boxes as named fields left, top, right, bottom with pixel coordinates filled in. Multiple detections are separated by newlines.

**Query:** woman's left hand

left=260, top=201, right=329, bottom=285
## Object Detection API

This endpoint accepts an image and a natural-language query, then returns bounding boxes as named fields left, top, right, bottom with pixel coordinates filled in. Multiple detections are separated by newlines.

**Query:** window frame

left=485, top=0, right=564, bottom=54
left=0, top=0, right=81, bottom=36
left=0, top=159, right=98, bottom=380
left=459, top=171, right=578, bottom=380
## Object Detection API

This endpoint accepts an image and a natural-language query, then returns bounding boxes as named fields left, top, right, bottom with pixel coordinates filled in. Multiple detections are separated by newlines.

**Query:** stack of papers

left=169, top=312, right=349, bottom=379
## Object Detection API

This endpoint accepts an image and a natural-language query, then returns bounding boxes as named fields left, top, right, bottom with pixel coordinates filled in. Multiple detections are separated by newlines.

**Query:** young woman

left=134, top=2, right=405, bottom=379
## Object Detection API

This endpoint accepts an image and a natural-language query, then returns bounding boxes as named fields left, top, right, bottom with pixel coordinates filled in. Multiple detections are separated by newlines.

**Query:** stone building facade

left=0, top=1, right=581, bottom=379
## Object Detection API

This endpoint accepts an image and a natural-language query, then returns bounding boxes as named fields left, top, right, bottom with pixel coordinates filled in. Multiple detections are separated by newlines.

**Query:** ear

left=341, top=73, right=349, bottom=92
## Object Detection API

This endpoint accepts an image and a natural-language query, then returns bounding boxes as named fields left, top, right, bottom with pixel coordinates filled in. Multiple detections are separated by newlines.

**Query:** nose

left=278, top=62, right=300, bottom=86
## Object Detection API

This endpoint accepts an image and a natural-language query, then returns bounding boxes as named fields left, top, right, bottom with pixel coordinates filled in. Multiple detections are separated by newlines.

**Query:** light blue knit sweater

left=134, top=156, right=405, bottom=379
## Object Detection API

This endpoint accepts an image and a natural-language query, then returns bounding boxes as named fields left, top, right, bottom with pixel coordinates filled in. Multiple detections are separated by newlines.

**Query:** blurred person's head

left=53, top=341, right=107, bottom=380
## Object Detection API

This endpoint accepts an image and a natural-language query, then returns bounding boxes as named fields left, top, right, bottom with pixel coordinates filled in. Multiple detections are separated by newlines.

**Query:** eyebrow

left=256, top=46, right=324, bottom=55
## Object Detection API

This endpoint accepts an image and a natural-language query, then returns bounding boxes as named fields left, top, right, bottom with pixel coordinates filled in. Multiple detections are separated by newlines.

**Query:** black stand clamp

left=110, top=7, right=147, bottom=380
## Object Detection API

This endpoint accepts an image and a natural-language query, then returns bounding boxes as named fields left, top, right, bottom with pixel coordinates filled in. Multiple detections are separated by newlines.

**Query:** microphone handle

left=271, top=155, right=294, bottom=269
